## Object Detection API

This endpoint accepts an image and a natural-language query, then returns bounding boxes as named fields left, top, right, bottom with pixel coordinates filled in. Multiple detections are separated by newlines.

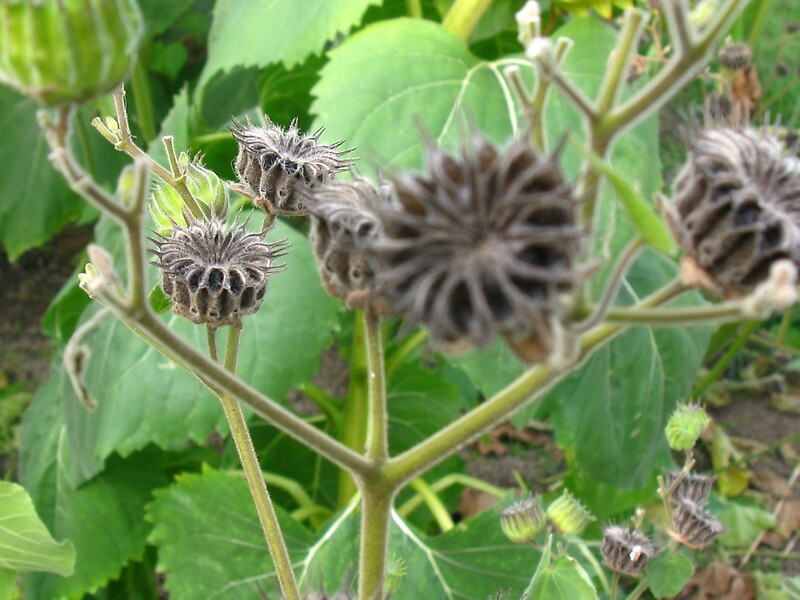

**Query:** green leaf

left=137, top=0, right=194, bottom=37
left=147, top=468, right=315, bottom=599
left=200, top=0, right=381, bottom=89
left=646, top=549, right=694, bottom=599
left=524, top=536, right=597, bottom=600
left=0, top=569, right=20, bottom=600
left=0, top=87, right=83, bottom=260
left=0, top=482, right=75, bottom=577
left=717, top=499, right=776, bottom=548
left=19, top=370, right=169, bottom=599
left=148, top=282, right=172, bottom=314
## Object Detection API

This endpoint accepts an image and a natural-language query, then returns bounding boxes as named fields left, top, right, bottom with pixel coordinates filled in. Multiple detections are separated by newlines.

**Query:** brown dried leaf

left=775, top=499, right=800, bottom=539
left=751, top=468, right=793, bottom=498
left=730, top=65, right=762, bottom=122
left=457, top=488, right=501, bottom=520
left=679, top=562, right=755, bottom=600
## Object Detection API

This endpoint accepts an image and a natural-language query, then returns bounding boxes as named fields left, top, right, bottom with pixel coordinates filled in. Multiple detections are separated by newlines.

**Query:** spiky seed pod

left=670, top=498, right=725, bottom=549
left=370, top=134, right=582, bottom=363
left=601, top=526, right=656, bottom=576
left=150, top=211, right=288, bottom=327
left=0, top=0, right=142, bottom=106
left=664, top=471, right=716, bottom=506
left=306, top=178, right=388, bottom=308
left=718, top=41, right=753, bottom=71
left=664, top=126, right=800, bottom=295
left=665, top=403, right=710, bottom=451
left=499, top=494, right=547, bottom=543
left=229, top=116, right=354, bottom=215
left=546, top=490, right=594, bottom=536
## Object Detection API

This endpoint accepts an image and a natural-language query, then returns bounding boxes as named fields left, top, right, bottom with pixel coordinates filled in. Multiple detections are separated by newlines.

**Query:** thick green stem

left=595, top=10, right=648, bottom=115
left=405, top=0, right=422, bottom=18
left=408, top=478, right=455, bottom=532
left=382, top=280, right=687, bottom=487
left=210, top=327, right=300, bottom=600
left=364, top=306, right=388, bottom=462
left=604, top=301, right=745, bottom=324
left=442, top=0, right=494, bottom=41
left=610, top=572, right=620, bottom=600
left=357, top=484, right=394, bottom=600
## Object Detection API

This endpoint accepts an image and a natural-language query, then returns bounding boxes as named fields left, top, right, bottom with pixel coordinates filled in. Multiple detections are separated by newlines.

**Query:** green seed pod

left=499, top=494, right=546, bottom=543
left=0, top=0, right=142, bottom=107
left=546, top=490, right=594, bottom=536
left=665, top=403, right=710, bottom=451
left=150, top=153, right=229, bottom=236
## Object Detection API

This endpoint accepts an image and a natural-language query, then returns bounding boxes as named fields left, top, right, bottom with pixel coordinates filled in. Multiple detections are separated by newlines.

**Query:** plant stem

left=130, top=52, right=157, bottom=144
left=340, top=311, right=370, bottom=507
left=746, top=0, right=773, bottom=48
left=357, top=485, right=394, bottom=600
left=385, top=329, right=428, bottom=377
left=625, top=578, right=650, bottom=600
left=408, top=478, right=455, bottom=532
left=383, top=280, right=689, bottom=487
left=210, top=327, right=300, bottom=600
left=442, top=0, right=494, bottom=42
left=595, top=10, right=648, bottom=115
left=364, top=306, right=388, bottom=462
left=604, top=301, right=745, bottom=324
left=397, top=473, right=507, bottom=517
left=406, top=0, right=423, bottom=19
left=691, top=319, right=761, bottom=399
left=610, top=572, right=620, bottom=600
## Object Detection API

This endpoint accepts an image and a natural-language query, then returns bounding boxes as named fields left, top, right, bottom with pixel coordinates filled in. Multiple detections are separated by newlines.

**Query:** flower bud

left=515, top=1, right=541, bottom=46
left=601, top=526, right=655, bottom=576
left=499, top=494, right=546, bottom=543
left=150, top=153, right=228, bottom=236
left=0, top=0, right=143, bottom=107
left=718, top=41, right=753, bottom=71
left=665, top=403, right=710, bottom=451
left=546, top=490, right=594, bottom=535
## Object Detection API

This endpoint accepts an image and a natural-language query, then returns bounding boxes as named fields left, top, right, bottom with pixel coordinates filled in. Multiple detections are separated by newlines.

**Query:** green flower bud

left=0, top=0, right=143, bottom=107
left=499, top=494, right=547, bottom=543
left=149, top=153, right=229, bottom=236
left=546, top=490, right=594, bottom=536
left=665, top=403, right=710, bottom=451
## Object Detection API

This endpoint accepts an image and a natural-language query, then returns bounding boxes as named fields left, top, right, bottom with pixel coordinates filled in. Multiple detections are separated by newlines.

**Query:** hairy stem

left=210, top=327, right=300, bottom=600
left=357, top=484, right=394, bottom=600
left=365, top=306, right=388, bottom=462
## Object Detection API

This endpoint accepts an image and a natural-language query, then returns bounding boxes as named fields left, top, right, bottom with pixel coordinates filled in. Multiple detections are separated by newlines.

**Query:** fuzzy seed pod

left=499, top=494, right=546, bottom=543
left=546, top=490, right=594, bottom=535
left=307, top=178, right=388, bottom=308
left=718, top=41, right=753, bottom=71
left=664, top=126, right=800, bottom=295
left=665, top=403, right=710, bottom=451
left=664, top=471, right=716, bottom=506
left=150, top=212, right=288, bottom=326
left=601, top=526, right=655, bottom=576
left=670, top=498, right=725, bottom=549
left=0, top=0, right=142, bottom=106
left=229, top=117, right=354, bottom=215
left=370, top=134, right=582, bottom=363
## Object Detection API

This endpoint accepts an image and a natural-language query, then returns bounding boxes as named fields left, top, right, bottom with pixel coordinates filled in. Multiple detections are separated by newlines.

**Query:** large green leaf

left=0, top=482, right=75, bottom=577
left=0, top=87, right=84, bottom=260
left=199, top=0, right=381, bottom=90
left=147, top=468, right=315, bottom=599
left=18, top=370, right=168, bottom=599
left=524, top=536, right=597, bottom=600
left=148, top=468, right=539, bottom=599
left=645, top=549, right=694, bottom=599
left=57, top=214, right=341, bottom=484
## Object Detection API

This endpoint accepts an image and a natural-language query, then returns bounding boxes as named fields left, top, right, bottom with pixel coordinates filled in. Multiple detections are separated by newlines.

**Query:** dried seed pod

left=601, top=526, right=655, bottom=576
left=664, top=471, right=716, bottom=506
left=0, top=0, right=142, bottom=106
left=307, top=178, right=388, bottom=308
left=664, top=126, right=800, bottom=295
left=229, top=116, right=354, bottom=215
left=718, top=41, right=753, bottom=71
left=150, top=211, right=288, bottom=327
left=670, top=498, right=725, bottom=549
left=499, top=494, right=546, bottom=543
left=371, top=134, right=582, bottom=363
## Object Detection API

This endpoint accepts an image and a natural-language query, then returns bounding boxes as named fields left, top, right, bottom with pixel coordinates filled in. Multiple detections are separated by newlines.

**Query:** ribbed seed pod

left=718, top=41, right=753, bottom=71
left=670, top=498, right=725, bottom=549
left=370, top=134, right=582, bottom=363
left=499, top=494, right=546, bottom=543
left=546, top=489, right=594, bottom=535
left=0, top=0, right=142, bottom=106
left=229, top=116, right=354, bottom=215
left=664, top=471, right=716, bottom=506
left=665, top=403, right=710, bottom=451
left=601, top=526, right=655, bottom=576
left=150, top=212, right=288, bottom=326
left=664, top=126, right=800, bottom=295
left=307, top=178, right=387, bottom=308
